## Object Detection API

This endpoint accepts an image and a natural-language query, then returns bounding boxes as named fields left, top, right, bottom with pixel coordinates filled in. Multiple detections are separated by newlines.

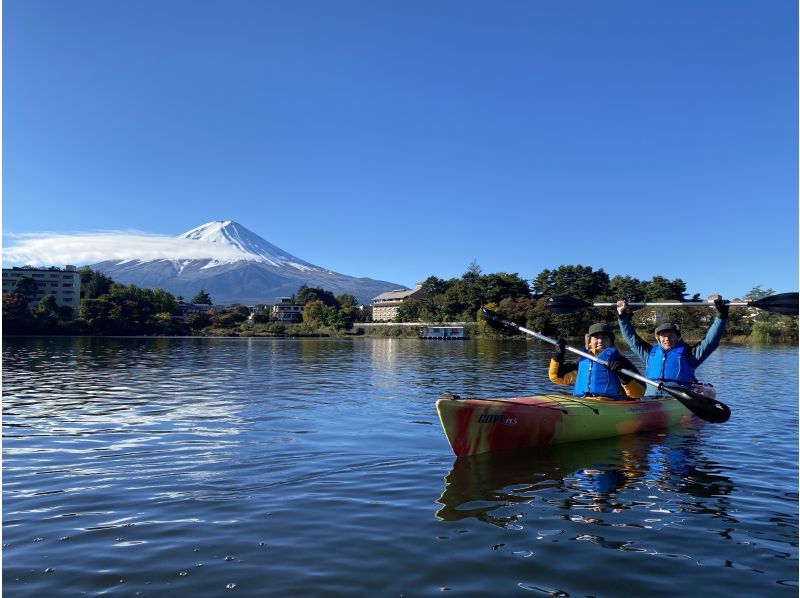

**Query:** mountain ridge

left=89, top=220, right=407, bottom=304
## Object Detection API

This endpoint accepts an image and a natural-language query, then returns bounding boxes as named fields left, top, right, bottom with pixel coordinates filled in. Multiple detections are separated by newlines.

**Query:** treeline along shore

left=3, top=264, right=796, bottom=344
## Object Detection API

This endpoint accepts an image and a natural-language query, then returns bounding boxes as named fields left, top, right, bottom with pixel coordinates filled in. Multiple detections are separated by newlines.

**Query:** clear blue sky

left=4, top=0, right=797, bottom=299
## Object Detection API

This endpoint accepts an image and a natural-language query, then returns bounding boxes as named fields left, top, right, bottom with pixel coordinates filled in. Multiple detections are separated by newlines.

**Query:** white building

left=271, top=298, right=302, bottom=323
left=371, top=284, right=423, bottom=322
left=2, top=265, right=81, bottom=316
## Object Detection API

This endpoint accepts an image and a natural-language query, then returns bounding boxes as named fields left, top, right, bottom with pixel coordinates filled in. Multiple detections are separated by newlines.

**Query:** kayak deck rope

left=547, top=396, right=600, bottom=415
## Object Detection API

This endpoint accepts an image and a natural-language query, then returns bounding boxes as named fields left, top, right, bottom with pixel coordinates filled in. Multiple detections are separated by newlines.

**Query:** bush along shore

left=3, top=265, right=796, bottom=345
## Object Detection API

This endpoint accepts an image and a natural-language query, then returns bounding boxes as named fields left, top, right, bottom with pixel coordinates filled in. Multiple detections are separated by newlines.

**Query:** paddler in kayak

left=616, top=296, right=728, bottom=397
left=549, top=322, right=645, bottom=399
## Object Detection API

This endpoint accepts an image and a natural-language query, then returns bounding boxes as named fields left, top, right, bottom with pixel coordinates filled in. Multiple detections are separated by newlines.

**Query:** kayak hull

left=436, top=394, right=694, bottom=457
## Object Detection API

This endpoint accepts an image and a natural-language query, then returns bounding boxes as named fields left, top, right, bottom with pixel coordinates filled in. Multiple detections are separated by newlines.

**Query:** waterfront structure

left=272, top=298, right=302, bottom=323
left=420, top=326, right=467, bottom=340
left=2, top=265, right=81, bottom=316
left=371, top=284, right=423, bottom=322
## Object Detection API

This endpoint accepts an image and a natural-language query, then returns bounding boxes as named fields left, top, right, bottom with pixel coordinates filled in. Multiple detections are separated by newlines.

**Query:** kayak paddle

left=546, top=292, right=799, bottom=315
left=481, top=307, right=731, bottom=424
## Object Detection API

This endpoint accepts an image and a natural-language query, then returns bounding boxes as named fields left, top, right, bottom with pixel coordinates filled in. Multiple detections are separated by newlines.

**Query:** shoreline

left=2, top=331, right=796, bottom=346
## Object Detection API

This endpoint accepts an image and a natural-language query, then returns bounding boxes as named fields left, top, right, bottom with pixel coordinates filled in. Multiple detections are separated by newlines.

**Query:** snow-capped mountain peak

left=180, top=220, right=319, bottom=271
left=89, top=219, right=404, bottom=304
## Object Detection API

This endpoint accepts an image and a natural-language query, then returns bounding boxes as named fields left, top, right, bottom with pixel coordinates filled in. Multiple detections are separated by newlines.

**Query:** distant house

left=2, top=265, right=81, bottom=316
left=175, top=301, right=214, bottom=320
left=271, top=298, right=302, bottom=324
left=371, top=284, right=423, bottom=322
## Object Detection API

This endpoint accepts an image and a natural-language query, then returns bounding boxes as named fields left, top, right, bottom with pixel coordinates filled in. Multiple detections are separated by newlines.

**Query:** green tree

left=210, top=305, right=250, bottom=328
left=339, top=306, right=361, bottom=327
left=151, top=312, right=178, bottom=333
left=252, top=311, right=271, bottom=324
left=79, top=297, right=114, bottom=333
left=531, top=265, right=610, bottom=299
left=296, top=285, right=339, bottom=308
left=419, top=276, right=450, bottom=321
left=302, top=300, right=327, bottom=325
left=192, top=290, right=213, bottom=305
left=80, top=268, right=113, bottom=299
left=33, top=294, right=60, bottom=327
left=230, top=305, right=252, bottom=321
left=606, top=275, right=646, bottom=302
left=642, top=276, right=686, bottom=301
left=14, top=276, right=39, bottom=305
left=744, top=285, right=773, bottom=301
left=336, top=294, right=358, bottom=308
left=57, top=305, right=74, bottom=321
left=324, top=309, right=345, bottom=330
left=187, top=312, right=212, bottom=330
left=75, top=283, right=181, bottom=335
left=2, top=293, right=33, bottom=333
left=151, top=288, right=179, bottom=315
left=396, top=299, right=421, bottom=322
left=443, top=280, right=471, bottom=320
left=482, top=273, right=531, bottom=303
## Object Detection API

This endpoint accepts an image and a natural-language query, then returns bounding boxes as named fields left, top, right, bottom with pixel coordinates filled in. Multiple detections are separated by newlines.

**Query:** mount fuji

left=89, top=221, right=406, bottom=304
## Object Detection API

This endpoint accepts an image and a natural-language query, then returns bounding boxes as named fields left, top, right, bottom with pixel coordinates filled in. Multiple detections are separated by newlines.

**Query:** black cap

left=654, top=322, right=681, bottom=336
left=587, top=322, right=615, bottom=343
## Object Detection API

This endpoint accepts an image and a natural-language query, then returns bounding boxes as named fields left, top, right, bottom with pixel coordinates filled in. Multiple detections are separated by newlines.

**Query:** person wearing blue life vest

left=549, top=322, right=645, bottom=399
left=616, top=296, right=728, bottom=397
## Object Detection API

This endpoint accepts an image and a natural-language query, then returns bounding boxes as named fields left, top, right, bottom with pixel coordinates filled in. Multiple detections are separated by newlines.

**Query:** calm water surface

left=3, top=337, right=797, bottom=596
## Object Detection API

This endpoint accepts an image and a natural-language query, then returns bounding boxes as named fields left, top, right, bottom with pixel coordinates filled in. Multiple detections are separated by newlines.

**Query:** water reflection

left=436, top=428, right=734, bottom=526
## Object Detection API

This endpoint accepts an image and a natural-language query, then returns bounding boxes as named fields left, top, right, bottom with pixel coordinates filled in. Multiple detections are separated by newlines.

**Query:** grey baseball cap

left=654, top=322, right=681, bottom=336
left=587, top=322, right=615, bottom=343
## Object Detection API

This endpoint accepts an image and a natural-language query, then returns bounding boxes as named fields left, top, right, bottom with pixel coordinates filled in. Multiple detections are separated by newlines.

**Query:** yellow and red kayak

left=436, top=393, right=694, bottom=457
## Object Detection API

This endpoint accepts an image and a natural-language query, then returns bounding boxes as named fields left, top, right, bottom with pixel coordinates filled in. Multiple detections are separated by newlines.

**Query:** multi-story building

left=271, top=298, right=303, bottom=324
left=371, top=284, right=423, bottom=322
left=2, top=265, right=81, bottom=316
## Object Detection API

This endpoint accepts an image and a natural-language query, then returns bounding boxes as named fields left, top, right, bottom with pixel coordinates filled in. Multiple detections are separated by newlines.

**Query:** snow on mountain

left=180, top=220, right=320, bottom=271
left=89, top=221, right=405, bottom=305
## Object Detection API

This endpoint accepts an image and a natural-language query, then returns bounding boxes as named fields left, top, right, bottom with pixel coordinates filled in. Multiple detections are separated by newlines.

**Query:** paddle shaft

left=593, top=301, right=748, bottom=308
left=547, top=292, right=797, bottom=315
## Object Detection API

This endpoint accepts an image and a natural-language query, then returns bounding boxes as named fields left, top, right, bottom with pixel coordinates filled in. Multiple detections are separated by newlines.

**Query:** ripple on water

left=2, top=338, right=797, bottom=596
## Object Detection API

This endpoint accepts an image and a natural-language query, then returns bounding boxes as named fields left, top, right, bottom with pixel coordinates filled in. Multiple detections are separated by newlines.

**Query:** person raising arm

left=616, top=296, right=728, bottom=397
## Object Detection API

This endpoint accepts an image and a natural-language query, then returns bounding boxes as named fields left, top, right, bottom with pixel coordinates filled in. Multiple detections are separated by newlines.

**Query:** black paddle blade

left=546, top=295, right=591, bottom=314
left=663, top=385, right=731, bottom=423
left=750, top=292, right=799, bottom=315
left=481, top=307, right=519, bottom=331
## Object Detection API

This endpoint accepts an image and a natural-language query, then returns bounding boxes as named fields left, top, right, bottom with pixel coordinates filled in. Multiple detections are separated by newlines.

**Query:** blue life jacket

left=645, top=342, right=697, bottom=385
left=573, top=347, right=623, bottom=397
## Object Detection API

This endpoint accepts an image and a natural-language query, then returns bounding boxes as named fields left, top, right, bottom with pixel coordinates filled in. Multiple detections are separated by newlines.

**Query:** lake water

left=3, top=337, right=797, bottom=596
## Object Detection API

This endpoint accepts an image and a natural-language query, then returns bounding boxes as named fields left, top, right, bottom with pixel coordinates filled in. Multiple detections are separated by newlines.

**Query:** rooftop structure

left=371, top=283, right=423, bottom=322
